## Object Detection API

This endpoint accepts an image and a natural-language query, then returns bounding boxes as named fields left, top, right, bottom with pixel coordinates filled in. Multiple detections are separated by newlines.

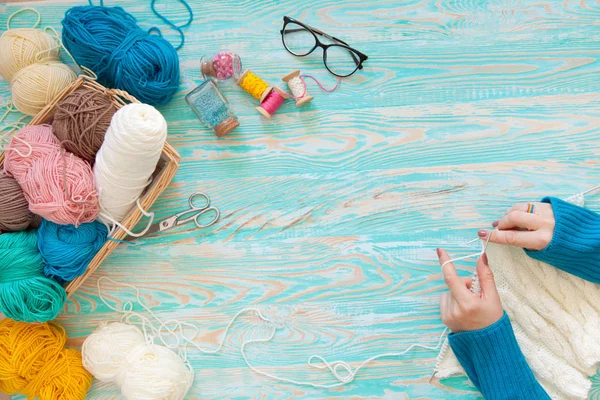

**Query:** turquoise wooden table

left=1, top=0, right=600, bottom=399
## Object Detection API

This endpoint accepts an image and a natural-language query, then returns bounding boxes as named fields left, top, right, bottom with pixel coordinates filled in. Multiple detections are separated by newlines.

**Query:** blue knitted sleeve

left=449, top=313, right=550, bottom=400
left=525, top=197, right=600, bottom=283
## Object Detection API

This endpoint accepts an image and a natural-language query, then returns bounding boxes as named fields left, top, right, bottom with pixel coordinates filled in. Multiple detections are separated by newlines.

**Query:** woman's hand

left=478, top=202, right=555, bottom=251
left=438, top=248, right=503, bottom=333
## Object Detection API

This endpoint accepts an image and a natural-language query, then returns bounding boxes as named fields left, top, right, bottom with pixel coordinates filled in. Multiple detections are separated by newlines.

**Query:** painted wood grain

left=1, top=0, right=600, bottom=399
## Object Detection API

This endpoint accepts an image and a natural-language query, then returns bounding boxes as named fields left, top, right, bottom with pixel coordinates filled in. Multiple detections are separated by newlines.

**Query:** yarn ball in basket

left=94, top=103, right=167, bottom=224
left=0, top=318, right=92, bottom=400
left=0, top=230, right=66, bottom=322
left=61, top=5, right=180, bottom=106
left=3, top=124, right=59, bottom=175
left=0, top=28, right=60, bottom=81
left=52, top=87, right=116, bottom=164
left=38, top=218, right=108, bottom=281
left=0, top=170, right=40, bottom=232
left=82, top=322, right=194, bottom=400
left=4, top=124, right=100, bottom=226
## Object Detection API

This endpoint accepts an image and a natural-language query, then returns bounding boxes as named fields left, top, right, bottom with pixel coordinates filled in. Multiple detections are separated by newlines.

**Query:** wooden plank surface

left=1, top=0, right=600, bottom=398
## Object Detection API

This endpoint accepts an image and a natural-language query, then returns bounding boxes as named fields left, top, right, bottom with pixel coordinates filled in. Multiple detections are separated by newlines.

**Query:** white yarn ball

left=94, top=103, right=168, bottom=223
left=82, top=322, right=194, bottom=400
left=82, top=322, right=145, bottom=381
left=120, top=343, right=194, bottom=400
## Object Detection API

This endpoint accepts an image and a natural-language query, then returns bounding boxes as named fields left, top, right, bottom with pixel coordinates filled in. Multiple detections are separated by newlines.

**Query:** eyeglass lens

left=282, top=22, right=317, bottom=56
left=283, top=21, right=361, bottom=77
left=325, top=45, right=359, bottom=77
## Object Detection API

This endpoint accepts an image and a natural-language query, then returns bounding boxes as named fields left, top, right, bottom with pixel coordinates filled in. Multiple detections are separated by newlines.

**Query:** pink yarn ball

left=4, top=124, right=99, bottom=226
left=4, top=125, right=59, bottom=179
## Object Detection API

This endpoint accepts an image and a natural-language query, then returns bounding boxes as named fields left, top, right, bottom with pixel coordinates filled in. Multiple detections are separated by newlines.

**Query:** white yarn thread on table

left=92, top=277, right=448, bottom=390
left=94, top=103, right=167, bottom=236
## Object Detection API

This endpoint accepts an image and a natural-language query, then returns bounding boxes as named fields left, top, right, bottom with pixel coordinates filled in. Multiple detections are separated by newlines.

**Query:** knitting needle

left=429, top=370, right=436, bottom=383
left=581, top=184, right=600, bottom=196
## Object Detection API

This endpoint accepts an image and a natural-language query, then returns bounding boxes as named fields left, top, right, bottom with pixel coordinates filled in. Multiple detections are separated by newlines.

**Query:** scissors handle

left=176, top=206, right=219, bottom=228
left=194, top=206, right=220, bottom=228
left=189, top=192, right=210, bottom=209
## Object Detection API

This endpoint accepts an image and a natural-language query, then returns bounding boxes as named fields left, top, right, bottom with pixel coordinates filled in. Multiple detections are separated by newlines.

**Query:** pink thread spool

left=256, top=86, right=288, bottom=120
left=200, top=50, right=242, bottom=81
left=282, top=70, right=313, bottom=107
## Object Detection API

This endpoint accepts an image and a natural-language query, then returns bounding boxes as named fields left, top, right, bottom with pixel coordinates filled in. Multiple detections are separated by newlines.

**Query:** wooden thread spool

left=237, top=69, right=271, bottom=101
left=256, top=86, right=288, bottom=120
left=282, top=70, right=313, bottom=107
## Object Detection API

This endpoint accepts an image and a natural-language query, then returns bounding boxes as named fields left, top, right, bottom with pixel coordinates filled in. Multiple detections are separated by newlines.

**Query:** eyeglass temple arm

left=281, top=25, right=362, bottom=68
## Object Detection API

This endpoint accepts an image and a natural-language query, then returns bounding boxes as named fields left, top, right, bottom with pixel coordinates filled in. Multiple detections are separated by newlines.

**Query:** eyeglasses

left=280, top=16, right=368, bottom=77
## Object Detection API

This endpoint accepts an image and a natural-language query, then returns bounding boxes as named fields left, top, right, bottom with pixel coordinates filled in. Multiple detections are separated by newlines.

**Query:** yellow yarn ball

left=0, top=28, right=60, bottom=81
left=11, top=61, right=76, bottom=116
left=0, top=318, right=92, bottom=400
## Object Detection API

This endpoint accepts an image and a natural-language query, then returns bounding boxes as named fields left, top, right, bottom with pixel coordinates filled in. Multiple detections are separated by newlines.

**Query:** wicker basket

left=0, top=75, right=180, bottom=297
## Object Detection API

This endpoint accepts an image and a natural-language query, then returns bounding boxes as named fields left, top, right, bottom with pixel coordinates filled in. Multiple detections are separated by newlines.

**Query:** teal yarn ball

left=0, top=230, right=66, bottom=323
left=61, top=5, right=181, bottom=106
left=38, top=219, right=108, bottom=282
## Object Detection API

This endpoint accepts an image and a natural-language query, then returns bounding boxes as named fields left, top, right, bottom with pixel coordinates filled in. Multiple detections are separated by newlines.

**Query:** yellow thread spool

left=237, top=69, right=270, bottom=101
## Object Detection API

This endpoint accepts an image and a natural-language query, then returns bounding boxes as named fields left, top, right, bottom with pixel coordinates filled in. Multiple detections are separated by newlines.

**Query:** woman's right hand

left=478, top=202, right=556, bottom=251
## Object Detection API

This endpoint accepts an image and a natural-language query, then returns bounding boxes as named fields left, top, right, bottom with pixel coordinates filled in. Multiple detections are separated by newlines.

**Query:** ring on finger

left=526, top=203, right=535, bottom=214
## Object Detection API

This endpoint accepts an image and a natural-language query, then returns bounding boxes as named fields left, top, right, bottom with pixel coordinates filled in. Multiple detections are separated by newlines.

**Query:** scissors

left=130, top=192, right=220, bottom=240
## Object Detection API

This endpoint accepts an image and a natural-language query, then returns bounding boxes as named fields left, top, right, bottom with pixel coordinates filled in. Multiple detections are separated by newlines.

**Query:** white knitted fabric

left=435, top=195, right=600, bottom=399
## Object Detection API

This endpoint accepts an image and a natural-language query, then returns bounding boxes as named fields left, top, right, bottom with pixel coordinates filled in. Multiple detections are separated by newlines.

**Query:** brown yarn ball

left=52, top=88, right=116, bottom=165
left=0, top=170, right=39, bottom=232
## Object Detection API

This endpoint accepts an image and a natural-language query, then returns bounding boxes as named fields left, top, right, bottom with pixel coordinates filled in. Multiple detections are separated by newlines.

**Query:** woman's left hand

left=438, top=248, right=504, bottom=333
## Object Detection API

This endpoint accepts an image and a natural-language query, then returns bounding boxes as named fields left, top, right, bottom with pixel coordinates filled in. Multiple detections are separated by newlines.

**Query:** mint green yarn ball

left=0, top=230, right=66, bottom=322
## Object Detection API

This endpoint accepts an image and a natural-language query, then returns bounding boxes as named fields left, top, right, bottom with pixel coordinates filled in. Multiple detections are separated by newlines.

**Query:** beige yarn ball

left=11, top=61, right=76, bottom=116
left=0, top=28, right=60, bottom=81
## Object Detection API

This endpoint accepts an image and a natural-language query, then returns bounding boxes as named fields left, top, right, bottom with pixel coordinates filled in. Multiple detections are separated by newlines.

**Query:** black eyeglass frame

left=280, top=16, right=368, bottom=77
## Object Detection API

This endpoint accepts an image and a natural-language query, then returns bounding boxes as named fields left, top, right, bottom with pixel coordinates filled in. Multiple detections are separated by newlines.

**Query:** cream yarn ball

left=11, top=61, right=77, bottom=116
left=82, top=322, right=193, bottom=400
left=0, top=26, right=76, bottom=116
left=0, top=28, right=60, bottom=81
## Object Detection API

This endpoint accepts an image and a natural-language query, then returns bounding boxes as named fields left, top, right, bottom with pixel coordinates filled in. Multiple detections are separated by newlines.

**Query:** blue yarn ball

left=61, top=5, right=180, bottom=106
left=38, top=219, right=108, bottom=282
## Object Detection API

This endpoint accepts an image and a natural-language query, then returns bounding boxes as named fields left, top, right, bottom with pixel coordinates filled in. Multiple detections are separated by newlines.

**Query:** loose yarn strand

left=96, top=277, right=450, bottom=389
left=99, top=199, right=155, bottom=238
left=0, top=100, right=16, bottom=125
left=149, top=0, right=194, bottom=50
left=96, top=277, right=267, bottom=356
left=42, top=26, right=85, bottom=75
left=86, top=0, right=193, bottom=51
left=240, top=327, right=448, bottom=389
left=440, top=230, right=492, bottom=270
left=0, top=116, right=33, bottom=157
left=300, top=74, right=341, bottom=93
left=6, top=8, right=41, bottom=30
